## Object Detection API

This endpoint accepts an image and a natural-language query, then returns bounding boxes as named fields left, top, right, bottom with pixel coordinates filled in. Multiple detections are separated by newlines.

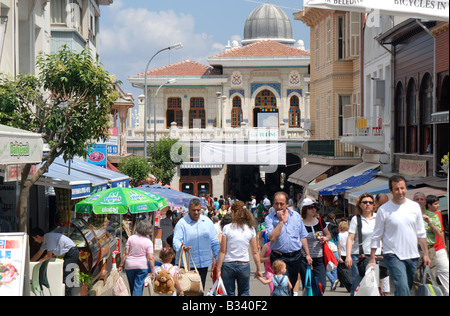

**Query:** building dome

left=242, top=3, right=295, bottom=46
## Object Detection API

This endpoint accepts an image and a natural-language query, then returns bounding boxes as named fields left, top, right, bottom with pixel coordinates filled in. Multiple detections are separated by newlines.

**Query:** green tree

left=0, top=46, right=118, bottom=232
left=148, top=137, right=188, bottom=185
left=118, top=156, right=151, bottom=187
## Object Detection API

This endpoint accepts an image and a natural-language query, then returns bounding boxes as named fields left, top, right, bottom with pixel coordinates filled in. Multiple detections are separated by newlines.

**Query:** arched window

left=395, top=82, right=406, bottom=153
left=167, top=97, right=182, bottom=128
left=255, top=89, right=277, bottom=107
left=253, top=89, right=278, bottom=128
left=406, top=78, right=417, bottom=153
left=289, top=95, right=301, bottom=127
left=231, top=96, right=243, bottom=128
left=189, top=97, right=205, bottom=128
left=420, top=73, right=433, bottom=154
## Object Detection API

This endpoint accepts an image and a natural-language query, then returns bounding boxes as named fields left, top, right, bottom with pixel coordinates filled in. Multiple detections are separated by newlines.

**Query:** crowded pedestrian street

left=0, top=0, right=448, bottom=298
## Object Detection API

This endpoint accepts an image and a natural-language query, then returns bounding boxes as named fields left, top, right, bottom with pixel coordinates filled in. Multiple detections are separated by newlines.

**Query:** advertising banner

left=303, top=0, right=449, bottom=21
left=0, top=233, right=28, bottom=296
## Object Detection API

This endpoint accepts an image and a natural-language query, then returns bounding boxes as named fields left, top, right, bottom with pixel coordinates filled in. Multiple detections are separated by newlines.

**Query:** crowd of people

left=114, top=174, right=448, bottom=297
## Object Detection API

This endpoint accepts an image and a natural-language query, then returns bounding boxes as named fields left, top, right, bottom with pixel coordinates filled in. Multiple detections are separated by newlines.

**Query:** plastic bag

left=113, top=276, right=130, bottom=296
left=354, top=266, right=380, bottom=296
left=207, top=277, right=227, bottom=296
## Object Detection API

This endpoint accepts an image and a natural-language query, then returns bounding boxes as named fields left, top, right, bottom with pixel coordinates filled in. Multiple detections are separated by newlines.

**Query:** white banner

left=200, top=142, right=286, bottom=165
left=0, top=124, right=44, bottom=165
left=304, top=0, right=449, bottom=21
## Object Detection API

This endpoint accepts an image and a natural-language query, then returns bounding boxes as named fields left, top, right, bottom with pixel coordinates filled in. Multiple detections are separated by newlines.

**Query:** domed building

left=128, top=3, right=310, bottom=201
left=242, top=3, right=296, bottom=46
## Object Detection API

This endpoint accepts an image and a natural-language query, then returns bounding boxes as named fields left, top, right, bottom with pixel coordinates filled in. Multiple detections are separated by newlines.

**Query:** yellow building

left=295, top=8, right=361, bottom=141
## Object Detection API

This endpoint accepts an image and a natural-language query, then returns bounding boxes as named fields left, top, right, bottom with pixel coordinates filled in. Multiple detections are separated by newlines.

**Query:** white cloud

left=99, top=5, right=226, bottom=86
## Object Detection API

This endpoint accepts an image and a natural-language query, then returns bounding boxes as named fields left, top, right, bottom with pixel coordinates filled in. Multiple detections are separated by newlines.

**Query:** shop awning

left=35, top=168, right=93, bottom=200
left=346, top=177, right=390, bottom=205
left=306, top=162, right=380, bottom=199
left=53, top=157, right=129, bottom=188
left=319, top=169, right=379, bottom=196
left=288, top=163, right=331, bottom=187
left=0, top=124, right=43, bottom=165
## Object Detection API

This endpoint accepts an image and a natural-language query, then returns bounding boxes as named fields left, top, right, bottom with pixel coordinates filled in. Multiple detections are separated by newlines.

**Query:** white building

left=128, top=3, right=311, bottom=200
left=0, top=0, right=112, bottom=76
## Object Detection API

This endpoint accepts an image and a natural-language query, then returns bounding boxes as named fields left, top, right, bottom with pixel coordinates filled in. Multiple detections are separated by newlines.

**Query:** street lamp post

left=143, top=43, right=183, bottom=158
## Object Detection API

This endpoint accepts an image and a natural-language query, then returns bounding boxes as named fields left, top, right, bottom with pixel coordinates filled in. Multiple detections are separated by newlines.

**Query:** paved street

left=102, top=251, right=352, bottom=297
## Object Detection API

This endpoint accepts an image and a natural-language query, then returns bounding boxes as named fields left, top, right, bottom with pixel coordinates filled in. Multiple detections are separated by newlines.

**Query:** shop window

left=406, top=78, right=418, bottom=153
left=420, top=73, right=433, bottom=154
left=395, top=82, right=406, bottom=153
left=189, top=97, right=205, bottom=128
left=289, top=95, right=301, bottom=127
left=231, top=96, right=243, bottom=127
left=167, top=97, right=183, bottom=128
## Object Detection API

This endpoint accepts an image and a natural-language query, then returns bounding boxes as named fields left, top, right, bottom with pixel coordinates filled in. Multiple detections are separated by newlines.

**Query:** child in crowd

left=154, top=247, right=184, bottom=296
left=257, top=259, right=292, bottom=296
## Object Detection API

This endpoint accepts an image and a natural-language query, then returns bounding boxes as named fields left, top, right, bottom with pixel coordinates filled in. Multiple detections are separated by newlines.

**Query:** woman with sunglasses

left=345, top=193, right=382, bottom=295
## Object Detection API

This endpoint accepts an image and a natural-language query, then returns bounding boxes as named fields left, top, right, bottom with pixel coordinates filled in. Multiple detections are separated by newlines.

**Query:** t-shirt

left=303, top=218, right=327, bottom=258
left=349, top=214, right=381, bottom=255
left=41, top=233, right=75, bottom=257
left=424, top=210, right=441, bottom=246
left=125, top=234, right=153, bottom=270
left=434, top=211, right=445, bottom=251
left=222, top=223, right=256, bottom=262
left=371, top=199, right=426, bottom=260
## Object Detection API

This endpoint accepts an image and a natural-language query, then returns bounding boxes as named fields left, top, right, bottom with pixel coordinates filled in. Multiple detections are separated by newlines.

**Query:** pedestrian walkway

left=101, top=256, right=353, bottom=296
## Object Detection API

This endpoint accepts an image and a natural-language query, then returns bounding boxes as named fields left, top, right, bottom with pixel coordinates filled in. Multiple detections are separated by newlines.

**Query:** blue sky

left=98, top=0, right=310, bottom=101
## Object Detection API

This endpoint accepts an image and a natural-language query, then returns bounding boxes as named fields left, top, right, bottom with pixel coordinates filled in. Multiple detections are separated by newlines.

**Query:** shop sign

left=399, top=159, right=427, bottom=177
left=87, top=144, right=107, bottom=169
left=71, top=184, right=92, bottom=200
left=0, top=233, right=28, bottom=296
left=4, top=164, right=37, bottom=182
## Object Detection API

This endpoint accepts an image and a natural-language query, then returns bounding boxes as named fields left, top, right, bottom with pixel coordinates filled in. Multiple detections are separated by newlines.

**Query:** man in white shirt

left=369, top=175, right=430, bottom=296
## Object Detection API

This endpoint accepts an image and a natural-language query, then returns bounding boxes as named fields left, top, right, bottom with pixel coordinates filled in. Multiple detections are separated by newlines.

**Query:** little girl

left=154, top=247, right=184, bottom=296
left=257, top=259, right=292, bottom=296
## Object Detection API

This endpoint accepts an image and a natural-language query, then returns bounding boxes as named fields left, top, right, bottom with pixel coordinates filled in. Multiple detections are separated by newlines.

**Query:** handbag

left=417, top=266, right=443, bottom=296
left=113, top=276, right=130, bottom=296
left=356, top=215, right=370, bottom=277
left=302, top=265, right=314, bottom=296
left=354, top=265, right=380, bottom=296
left=207, top=277, right=228, bottom=296
left=318, top=218, right=338, bottom=272
left=177, top=248, right=204, bottom=296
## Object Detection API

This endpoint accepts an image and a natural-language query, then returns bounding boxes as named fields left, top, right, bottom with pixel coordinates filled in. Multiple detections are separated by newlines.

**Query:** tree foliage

left=0, top=46, right=119, bottom=232
left=148, top=137, right=188, bottom=185
left=118, top=156, right=151, bottom=187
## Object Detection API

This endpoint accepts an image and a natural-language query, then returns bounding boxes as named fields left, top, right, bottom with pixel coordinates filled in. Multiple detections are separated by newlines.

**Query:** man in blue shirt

left=265, top=192, right=312, bottom=295
left=173, top=198, right=220, bottom=292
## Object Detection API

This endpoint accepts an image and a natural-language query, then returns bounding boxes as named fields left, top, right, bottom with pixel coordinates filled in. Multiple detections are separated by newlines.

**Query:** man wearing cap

left=265, top=191, right=312, bottom=295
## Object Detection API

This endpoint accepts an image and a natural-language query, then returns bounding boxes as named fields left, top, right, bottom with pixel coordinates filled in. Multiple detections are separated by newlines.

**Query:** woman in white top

left=345, top=192, right=381, bottom=295
left=216, top=201, right=263, bottom=296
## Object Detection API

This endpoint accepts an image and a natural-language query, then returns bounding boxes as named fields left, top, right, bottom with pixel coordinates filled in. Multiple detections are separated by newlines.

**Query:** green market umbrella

left=75, top=187, right=167, bottom=215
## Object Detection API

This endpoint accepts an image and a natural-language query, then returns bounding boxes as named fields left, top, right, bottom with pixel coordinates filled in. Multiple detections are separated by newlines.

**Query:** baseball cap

left=300, top=198, right=317, bottom=209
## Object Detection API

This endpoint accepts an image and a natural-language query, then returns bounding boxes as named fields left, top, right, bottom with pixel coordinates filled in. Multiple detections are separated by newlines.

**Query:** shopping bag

left=207, top=277, right=228, bottom=296
left=337, top=262, right=352, bottom=293
left=417, top=266, right=443, bottom=296
left=354, top=266, right=380, bottom=296
left=177, top=248, right=203, bottom=296
left=302, top=265, right=314, bottom=296
left=113, top=276, right=130, bottom=296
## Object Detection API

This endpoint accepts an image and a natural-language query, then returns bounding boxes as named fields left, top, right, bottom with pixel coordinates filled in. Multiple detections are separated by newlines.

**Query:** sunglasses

left=305, top=205, right=317, bottom=210
left=361, top=201, right=374, bottom=205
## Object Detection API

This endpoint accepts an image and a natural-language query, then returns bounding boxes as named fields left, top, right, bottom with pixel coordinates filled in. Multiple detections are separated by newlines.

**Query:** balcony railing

left=129, top=121, right=309, bottom=143
left=343, top=117, right=383, bottom=137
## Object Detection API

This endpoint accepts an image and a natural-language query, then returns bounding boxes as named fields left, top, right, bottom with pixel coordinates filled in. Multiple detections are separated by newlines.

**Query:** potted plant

left=79, top=272, right=93, bottom=296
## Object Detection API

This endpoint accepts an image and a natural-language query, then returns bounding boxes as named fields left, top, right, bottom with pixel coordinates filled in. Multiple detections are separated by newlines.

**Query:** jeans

left=299, top=255, right=327, bottom=295
left=126, top=269, right=148, bottom=296
left=350, top=254, right=364, bottom=296
left=326, top=252, right=339, bottom=287
left=221, top=262, right=251, bottom=296
left=383, top=253, right=418, bottom=296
